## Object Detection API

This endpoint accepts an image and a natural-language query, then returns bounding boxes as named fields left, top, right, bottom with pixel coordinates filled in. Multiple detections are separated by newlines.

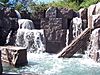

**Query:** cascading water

left=72, top=17, right=82, bottom=39
left=15, top=29, right=46, bottom=53
left=3, top=19, right=100, bottom=75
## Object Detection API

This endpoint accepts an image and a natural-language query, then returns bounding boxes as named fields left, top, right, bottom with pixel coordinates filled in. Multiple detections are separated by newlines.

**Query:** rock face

left=45, top=29, right=67, bottom=53
left=41, top=7, right=78, bottom=53
left=41, top=18, right=62, bottom=29
left=41, top=18, right=67, bottom=53
left=79, top=8, right=88, bottom=30
left=88, top=28, right=100, bottom=62
left=0, top=50, right=3, bottom=75
left=0, top=46, right=28, bottom=67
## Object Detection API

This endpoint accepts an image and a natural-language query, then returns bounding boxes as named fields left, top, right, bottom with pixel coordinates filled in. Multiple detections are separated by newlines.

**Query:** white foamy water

left=72, top=17, right=82, bottom=39
left=15, top=29, right=46, bottom=53
left=3, top=52, right=100, bottom=75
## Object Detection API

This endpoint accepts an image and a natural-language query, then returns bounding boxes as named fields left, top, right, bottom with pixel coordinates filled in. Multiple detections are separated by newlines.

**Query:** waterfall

left=72, top=17, right=83, bottom=39
left=15, top=29, right=46, bottom=53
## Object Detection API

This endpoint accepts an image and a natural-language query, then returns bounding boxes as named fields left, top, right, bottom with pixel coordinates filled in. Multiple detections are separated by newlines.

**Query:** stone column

left=41, top=18, right=67, bottom=53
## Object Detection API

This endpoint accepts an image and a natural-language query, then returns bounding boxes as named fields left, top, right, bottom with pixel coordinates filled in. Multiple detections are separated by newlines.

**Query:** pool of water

left=2, top=52, right=100, bottom=75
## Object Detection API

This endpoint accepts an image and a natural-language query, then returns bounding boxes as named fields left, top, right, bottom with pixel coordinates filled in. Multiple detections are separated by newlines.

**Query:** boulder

left=44, top=29, right=66, bottom=42
left=0, top=46, right=28, bottom=67
left=41, top=18, right=63, bottom=29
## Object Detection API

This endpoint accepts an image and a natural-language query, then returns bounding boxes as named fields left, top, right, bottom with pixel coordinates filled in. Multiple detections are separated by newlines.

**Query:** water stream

left=3, top=52, right=100, bottom=75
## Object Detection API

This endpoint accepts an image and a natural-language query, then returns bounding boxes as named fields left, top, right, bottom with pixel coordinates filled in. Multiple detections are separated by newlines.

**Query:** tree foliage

left=48, top=0, right=100, bottom=11
left=1, top=0, right=100, bottom=14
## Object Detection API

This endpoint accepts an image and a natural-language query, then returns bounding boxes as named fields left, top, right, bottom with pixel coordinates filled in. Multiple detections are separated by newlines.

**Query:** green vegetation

left=48, top=0, right=100, bottom=11
left=21, top=0, right=100, bottom=14
left=1, top=0, right=100, bottom=11
left=0, top=0, right=100, bottom=18
left=15, top=0, right=100, bottom=19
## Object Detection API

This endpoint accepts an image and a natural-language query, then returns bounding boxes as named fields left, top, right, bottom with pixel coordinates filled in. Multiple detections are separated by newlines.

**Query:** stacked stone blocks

left=41, top=7, right=72, bottom=53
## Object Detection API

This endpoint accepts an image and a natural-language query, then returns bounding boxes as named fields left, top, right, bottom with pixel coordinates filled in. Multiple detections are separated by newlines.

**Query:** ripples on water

left=2, top=52, right=100, bottom=75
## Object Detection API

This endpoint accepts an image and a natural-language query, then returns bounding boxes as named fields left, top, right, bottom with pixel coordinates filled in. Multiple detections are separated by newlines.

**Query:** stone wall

left=41, top=18, right=67, bottom=53
left=85, top=2, right=100, bottom=62
left=40, top=3, right=100, bottom=58
left=41, top=7, right=77, bottom=53
left=79, top=8, right=88, bottom=30
left=0, top=50, right=3, bottom=75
